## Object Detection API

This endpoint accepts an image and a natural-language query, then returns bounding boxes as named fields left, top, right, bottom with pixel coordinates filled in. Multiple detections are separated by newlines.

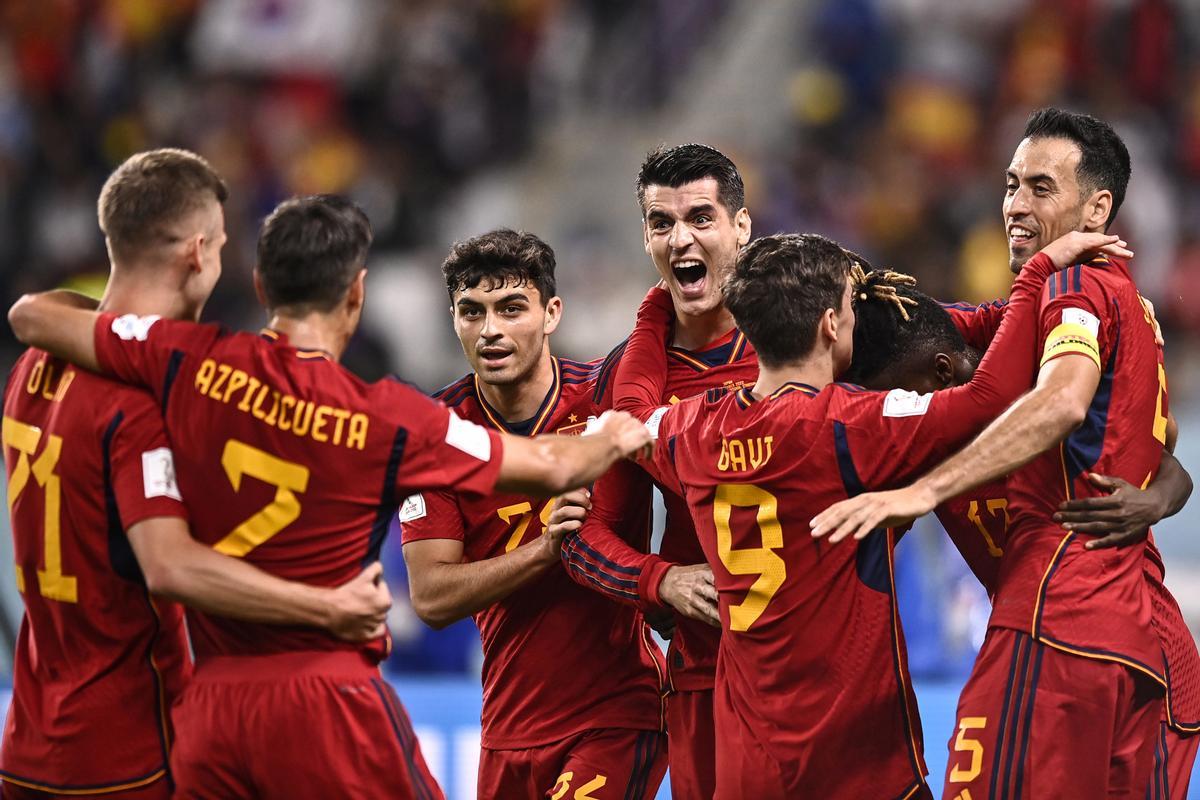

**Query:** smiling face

left=1003, top=136, right=1090, bottom=274
left=642, top=178, right=751, bottom=319
left=452, top=279, right=561, bottom=386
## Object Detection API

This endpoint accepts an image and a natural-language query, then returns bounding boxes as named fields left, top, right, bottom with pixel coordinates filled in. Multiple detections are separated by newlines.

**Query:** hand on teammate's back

left=326, top=561, right=392, bottom=642
left=1055, top=472, right=1159, bottom=550
left=1038, top=231, right=1133, bottom=269
left=658, top=564, right=720, bottom=628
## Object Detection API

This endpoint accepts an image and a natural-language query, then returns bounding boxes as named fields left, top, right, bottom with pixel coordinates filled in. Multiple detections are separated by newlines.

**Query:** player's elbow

left=8, top=295, right=41, bottom=345
left=140, top=558, right=186, bottom=601
left=1054, top=388, right=1091, bottom=431
left=408, top=586, right=459, bottom=630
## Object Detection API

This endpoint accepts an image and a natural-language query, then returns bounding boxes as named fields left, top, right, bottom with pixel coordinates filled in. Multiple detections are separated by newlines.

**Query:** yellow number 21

left=714, top=483, right=785, bottom=632
left=213, top=440, right=310, bottom=557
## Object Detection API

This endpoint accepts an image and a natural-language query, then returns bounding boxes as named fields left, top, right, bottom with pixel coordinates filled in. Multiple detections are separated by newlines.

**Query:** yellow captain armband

left=1041, top=322, right=1101, bottom=370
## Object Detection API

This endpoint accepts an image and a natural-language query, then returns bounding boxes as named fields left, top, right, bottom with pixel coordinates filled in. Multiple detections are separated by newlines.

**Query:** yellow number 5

left=214, top=440, right=310, bottom=557
left=714, top=483, right=785, bottom=632
left=948, top=716, right=988, bottom=783
left=3, top=416, right=76, bottom=602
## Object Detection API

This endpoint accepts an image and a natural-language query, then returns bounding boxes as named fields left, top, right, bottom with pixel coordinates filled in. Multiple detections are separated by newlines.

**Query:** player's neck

left=477, top=349, right=555, bottom=424
left=671, top=305, right=736, bottom=351
left=267, top=312, right=349, bottom=361
left=751, top=353, right=834, bottom=399
left=97, top=280, right=196, bottom=321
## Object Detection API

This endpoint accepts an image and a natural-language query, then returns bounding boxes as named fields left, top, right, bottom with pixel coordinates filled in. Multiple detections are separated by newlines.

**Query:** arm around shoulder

left=9, top=291, right=103, bottom=372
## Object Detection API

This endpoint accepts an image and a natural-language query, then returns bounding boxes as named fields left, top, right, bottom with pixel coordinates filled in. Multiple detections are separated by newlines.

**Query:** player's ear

left=933, top=352, right=955, bottom=389
left=1083, top=189, right=1113, bottom=233
left=186, top=233, right=205, bottom=274
left=735, top=208, right=751, bottom=247
left=821, top=307, right=838, bottom=343
left=345, top=269, right=367, bottom=314
left=543, top=295, right=563, bottom=336
left=643, top=221, right=652, bottom=255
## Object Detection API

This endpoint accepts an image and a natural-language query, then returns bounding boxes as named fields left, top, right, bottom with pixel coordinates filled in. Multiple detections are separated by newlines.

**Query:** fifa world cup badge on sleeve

left=112, top=313, right=161, bottom=341
left=142, top=447, right=183, bottom=500
left=882, top=388, right=933, bottom=418
left=445, top=412, right=492, bottom=461
left=399, top=494, right=427, bottom=522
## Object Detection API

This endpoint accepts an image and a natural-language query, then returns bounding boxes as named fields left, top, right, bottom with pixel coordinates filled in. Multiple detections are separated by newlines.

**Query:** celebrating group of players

left=0, top=105, right=1195, bottom=800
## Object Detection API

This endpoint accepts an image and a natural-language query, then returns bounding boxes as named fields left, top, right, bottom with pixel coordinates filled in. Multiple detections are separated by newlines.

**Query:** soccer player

left=611, top=229, right=1111, bottom=797
left=400, top=229, right=667, bottom=799
left=813, top=109, right=1174, bottom=797
left=0, top=150, right=392, bottom=800
left=844, top=271, right=1200, bottom=799
left=559, top=143, right=756, bottom=798
left=7, top=196, right=654, bottom=799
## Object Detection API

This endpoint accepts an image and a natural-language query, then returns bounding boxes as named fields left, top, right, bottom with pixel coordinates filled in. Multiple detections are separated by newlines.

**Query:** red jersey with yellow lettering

left=90, top=313, right=504, bottom=664
left=934, top=484, right=1009, bottom=595
left=1, top=350, right=190, bottom=794
left=945, top=288, right=1200, bottom=736
left=612, top=260, right=1054, bottom=797
left=957, top=259, right=1165, bottom=682
left=400, top=357, right=666, bottom=749
left=563, top=326, right=757, bottom=691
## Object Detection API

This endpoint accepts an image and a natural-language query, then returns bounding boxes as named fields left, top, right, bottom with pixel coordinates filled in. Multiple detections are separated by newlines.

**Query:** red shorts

left=1146, top=723, right=1199, bottom=800
left=1, top=779, right=169, bottom=800
left=170, top=651, right=443, bottom=800
left=944, top=628, right=1162, bottom=800
left=477, top=728, right=665, bottom=799
left=666, top=688, right=715, bottom=800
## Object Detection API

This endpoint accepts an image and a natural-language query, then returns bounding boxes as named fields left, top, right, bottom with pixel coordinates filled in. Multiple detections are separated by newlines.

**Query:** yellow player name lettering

left=25, top=358, right=75, bottom=403
left=717, top=435, right=773, bottom=472
left=193, top=358, right=369, bottom=450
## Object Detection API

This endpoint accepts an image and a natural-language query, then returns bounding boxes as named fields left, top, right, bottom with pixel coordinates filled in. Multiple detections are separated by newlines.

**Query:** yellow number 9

left=714, top=483, right=785, bottom=632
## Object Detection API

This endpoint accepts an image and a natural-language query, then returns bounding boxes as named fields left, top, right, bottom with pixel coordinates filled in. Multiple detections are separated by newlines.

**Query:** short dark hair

left=441, top=228, right=557, bottom=304
left=256, top=195, right=373, bottom=313
left=842, top=280, right=968, bottom=386
left=635, top=143, right=745, bottom=218
left=1022, top=107, right=1131, bottom=230
left=98, top=148, right=228, bottom=261
left=724, top=233, right=850, bottom=368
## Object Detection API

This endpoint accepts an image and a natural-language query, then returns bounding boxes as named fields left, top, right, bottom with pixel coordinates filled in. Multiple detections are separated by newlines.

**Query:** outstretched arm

left=9, top=291, right=103, bottom=372
left=129, top=517, right=390, bottom=641
left=496, top=410, right=653, bottom=496
left=812, top=232, right=1133, bottom=541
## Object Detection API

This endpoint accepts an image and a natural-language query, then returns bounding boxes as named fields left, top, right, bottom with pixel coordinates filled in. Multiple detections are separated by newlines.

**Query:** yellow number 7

left=213, top=440, right=310, bottom=557
left=714, top=483, right=785, bottom=632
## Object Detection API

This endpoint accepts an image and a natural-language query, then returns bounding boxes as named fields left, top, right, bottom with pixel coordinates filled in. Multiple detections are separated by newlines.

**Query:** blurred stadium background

left=2, top=0, right=1200, bottom=796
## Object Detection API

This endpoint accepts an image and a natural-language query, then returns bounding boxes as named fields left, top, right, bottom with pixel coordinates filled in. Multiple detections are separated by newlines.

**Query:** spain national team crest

left=555, top=413, right=589, bottom=436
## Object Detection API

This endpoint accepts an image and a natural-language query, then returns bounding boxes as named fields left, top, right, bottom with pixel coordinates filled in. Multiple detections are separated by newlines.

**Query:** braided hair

left=841, top=253, right=969, bottom=386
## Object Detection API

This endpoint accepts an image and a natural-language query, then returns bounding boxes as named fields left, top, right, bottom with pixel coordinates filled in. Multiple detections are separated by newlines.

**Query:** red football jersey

left=943, top=288, right=1200, bottom=736
left=91, top=314, right=504, bottom=664
left=563, top=324, right=757, bottom=691
left=401, top=358, right=665, bottom=749
left=934, top=483, right=1009, bottom=595
left=983, top=258, right=1166, bottom=681
left=612, top=261, right=1053, bottom=796
left=1, top=351, right=190, bottom=793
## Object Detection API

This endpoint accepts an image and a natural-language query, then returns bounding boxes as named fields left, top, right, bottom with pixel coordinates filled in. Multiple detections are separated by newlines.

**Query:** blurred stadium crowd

left=2, top=0, right=1200, bottom=677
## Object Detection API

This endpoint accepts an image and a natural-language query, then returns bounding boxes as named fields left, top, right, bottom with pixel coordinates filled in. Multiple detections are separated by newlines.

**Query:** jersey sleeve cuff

left=638, top=555, right=675, bottom=610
